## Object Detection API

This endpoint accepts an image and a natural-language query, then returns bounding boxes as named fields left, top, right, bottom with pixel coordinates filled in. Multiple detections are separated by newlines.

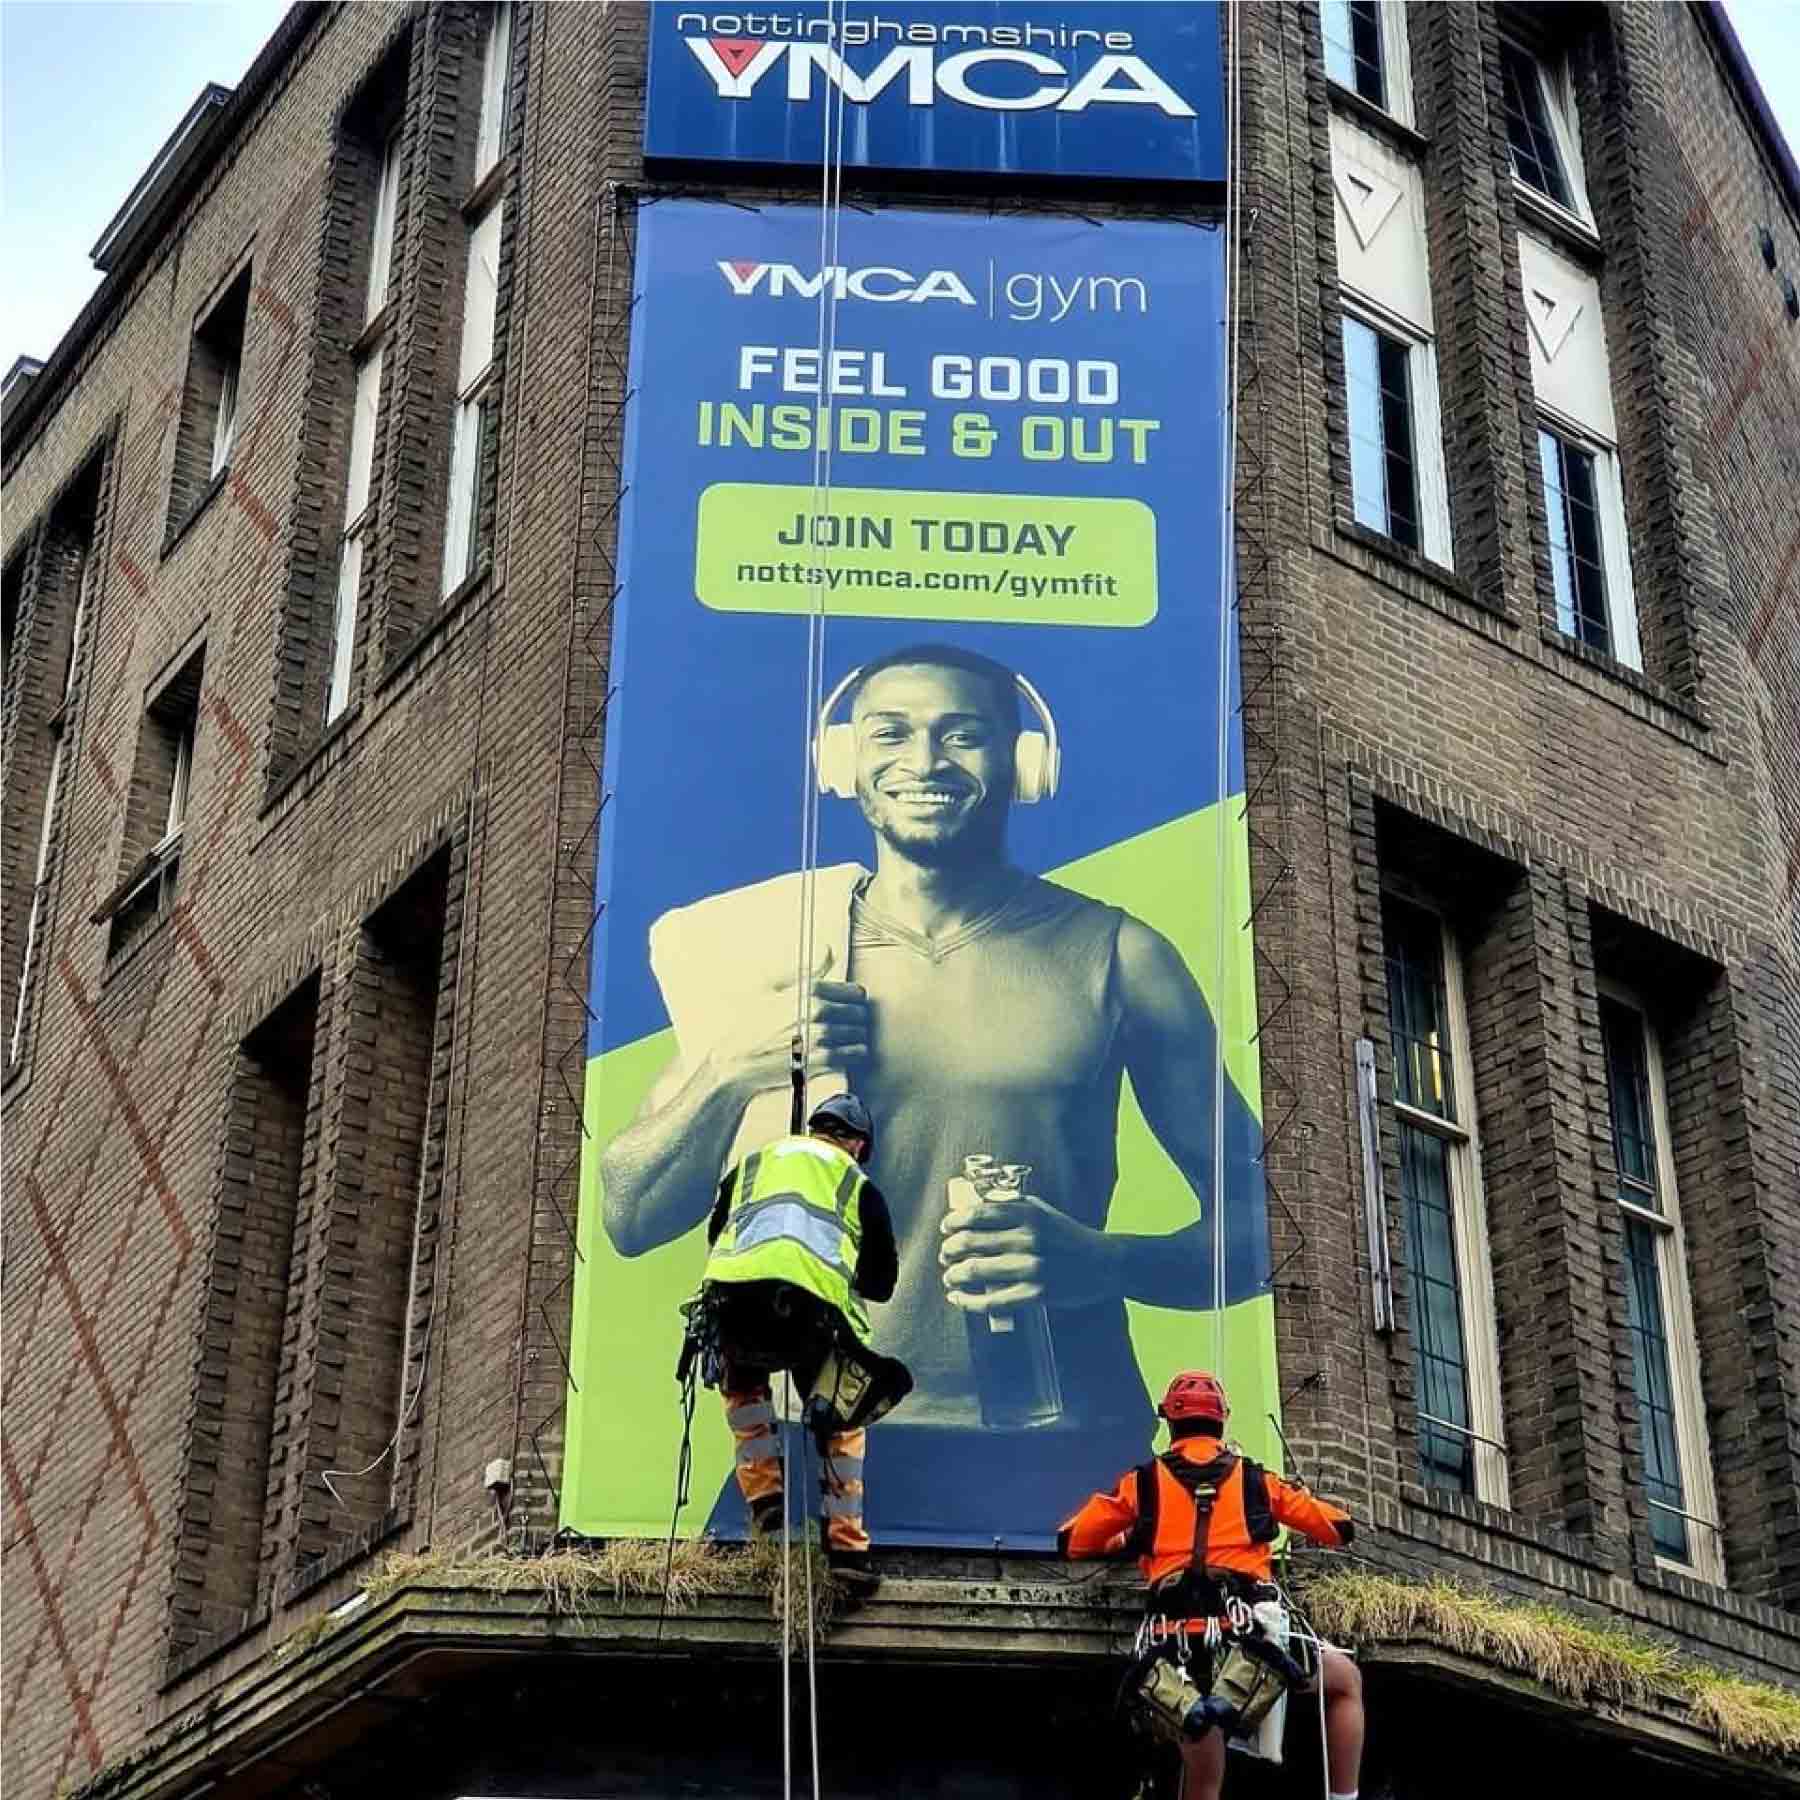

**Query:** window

left=167, top=976, right=321, bottom=1662
left=442, top=5, right=511, bottom=598
left=1383, top=895, right=1507, bottom=1504
left=327, top=130, right=400, bottom=724
left=442, top=203, right=500, bottom=596
left=1330, top=116, right=1452, bottom=565
left=5, top=452, right=105, bottom=1068
left=170, top=267, right=251, bottom=531
left=1501, top=42, right=1589, bottom=221
left=1600, top=994, right=1724, bottom=1583
left=1516, top=233, right=1640, bottom=666
left=98, top=650, right=203, bottom=956
left=1322, top=1, right=1410, bottom=120
left=1538, top=427, right=1609, bottom=650
left=1345, top=315, right=1420, bottom=550
left=474, top=0, right=514, bottom=184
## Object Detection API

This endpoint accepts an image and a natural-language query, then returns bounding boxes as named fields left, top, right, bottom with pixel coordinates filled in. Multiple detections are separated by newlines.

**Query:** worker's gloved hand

left=939, top=1190, right=1119, bottom=1312
left=701, top=947, right=870, bottom=1098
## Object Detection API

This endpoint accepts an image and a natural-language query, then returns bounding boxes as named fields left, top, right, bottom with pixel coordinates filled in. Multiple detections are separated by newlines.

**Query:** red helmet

left=1159, top=1371, right=1229, bottom=1425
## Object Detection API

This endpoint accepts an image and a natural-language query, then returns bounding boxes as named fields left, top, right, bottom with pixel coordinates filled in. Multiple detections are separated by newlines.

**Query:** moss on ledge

left=1300, top=1569, right=1800, bottom=1763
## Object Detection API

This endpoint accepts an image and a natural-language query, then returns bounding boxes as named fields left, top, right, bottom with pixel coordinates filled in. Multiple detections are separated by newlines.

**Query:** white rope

left=1210, top=0, right=1246, bottom=1383
left=779, top=19, right=851, bottom=1800
left=792, top=0, right=851, bottom=1110
left=781, top=1376, right=793, bottom=1800
left=799, top=1417, right=822, bottom=1800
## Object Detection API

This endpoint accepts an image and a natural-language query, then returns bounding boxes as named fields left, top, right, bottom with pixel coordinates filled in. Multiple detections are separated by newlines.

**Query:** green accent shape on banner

left=694, top=483, right=1157, bottom=627
left=562, top=800, right=1279, bottom=1536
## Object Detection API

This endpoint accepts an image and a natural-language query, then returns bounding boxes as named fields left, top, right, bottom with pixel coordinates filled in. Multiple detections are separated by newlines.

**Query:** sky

left=2, top=0, right=1799, bottom=377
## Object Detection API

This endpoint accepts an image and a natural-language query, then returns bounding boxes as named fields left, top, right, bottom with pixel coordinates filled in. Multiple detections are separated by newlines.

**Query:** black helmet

left=807, top=1093, right=874, bottom=1163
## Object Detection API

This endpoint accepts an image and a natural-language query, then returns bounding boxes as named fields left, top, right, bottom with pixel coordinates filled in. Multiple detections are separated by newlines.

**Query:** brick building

left=2, top=4, right=1795, bottom=1798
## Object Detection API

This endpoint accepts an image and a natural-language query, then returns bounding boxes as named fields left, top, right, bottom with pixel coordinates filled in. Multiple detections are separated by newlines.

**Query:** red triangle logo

left=711, top=38, right=765, bottom=79
left=728, top=260, right=760, bottom=283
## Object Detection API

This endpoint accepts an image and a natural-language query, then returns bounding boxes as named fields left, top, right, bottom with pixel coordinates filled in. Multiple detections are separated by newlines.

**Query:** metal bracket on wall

left=1355, top=1036, right=1395, bottom=1333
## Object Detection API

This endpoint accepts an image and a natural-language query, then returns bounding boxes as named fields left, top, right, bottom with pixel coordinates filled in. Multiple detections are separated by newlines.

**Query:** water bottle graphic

left=951, top=1154, right=1065, bottom=1429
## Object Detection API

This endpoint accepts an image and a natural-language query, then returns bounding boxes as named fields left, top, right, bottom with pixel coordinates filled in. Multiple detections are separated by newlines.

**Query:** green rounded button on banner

left=694, top=483, right=1157, bottom=627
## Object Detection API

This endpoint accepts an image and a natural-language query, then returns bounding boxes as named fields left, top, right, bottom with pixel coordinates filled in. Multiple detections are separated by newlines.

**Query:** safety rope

left=1210, top=0, right=1247, bottom=1399
left=779, top=11, right=851, bottom=1798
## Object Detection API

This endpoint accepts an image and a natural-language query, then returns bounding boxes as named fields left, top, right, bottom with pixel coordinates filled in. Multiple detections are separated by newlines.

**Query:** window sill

left=258, top=700, right=363, bottom=820
left=98, top=888, right=179, bottom=984
left=1513, top=181, right=1602, bottom=263
left=161, top=464, right=231, bottom=561
left=375, top=564, right=491, bottom=699
left=351, top=304, right=391, bottom=361
left=462, top=156, right=509, bottom=220
left=283, top=1508, right=410, bottom=1607
left=1392, top=1482, right=1621, bottom=1575
left=1327, top=82, right=1427, bottom=157
left=91, top=835, right=182, bottom=927
left=160, top=1607, right=272, bottom=1693
left=1331, top=518, right=1487, bottom=612
left=1538, top=627, right=1711, bottom=736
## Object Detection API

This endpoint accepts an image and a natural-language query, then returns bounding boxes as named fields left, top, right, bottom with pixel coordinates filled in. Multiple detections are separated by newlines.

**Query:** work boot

left=826, top=1549, right=881, bottom=1598
left=748, top=1496, right=786, bottom=1544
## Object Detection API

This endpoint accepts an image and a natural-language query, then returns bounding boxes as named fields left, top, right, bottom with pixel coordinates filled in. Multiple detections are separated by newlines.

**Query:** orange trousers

left=723, top=1374, right=869, bottom=1554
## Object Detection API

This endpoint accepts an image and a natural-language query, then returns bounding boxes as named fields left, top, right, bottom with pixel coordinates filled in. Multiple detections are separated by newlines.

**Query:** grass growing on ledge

left=269, top=1537, right=843, bottom=1665
left=1301, top=1569, right=1800, bottom=1763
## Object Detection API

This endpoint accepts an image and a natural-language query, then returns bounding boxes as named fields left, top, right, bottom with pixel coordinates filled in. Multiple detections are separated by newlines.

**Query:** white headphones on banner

left=813, top=664, right=1062, bottom=804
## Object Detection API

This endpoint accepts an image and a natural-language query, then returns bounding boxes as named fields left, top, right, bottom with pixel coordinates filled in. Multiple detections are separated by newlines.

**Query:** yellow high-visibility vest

left=705, top=1136, right=871, bottom=1345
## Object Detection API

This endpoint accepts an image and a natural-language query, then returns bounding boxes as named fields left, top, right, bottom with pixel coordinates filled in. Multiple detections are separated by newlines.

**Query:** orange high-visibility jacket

left=1058, top=1438, right=1353, bottom=1588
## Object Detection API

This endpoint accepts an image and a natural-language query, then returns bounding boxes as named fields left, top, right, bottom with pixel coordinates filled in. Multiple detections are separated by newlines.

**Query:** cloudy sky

left=2, top=0, right=1798, bottom=376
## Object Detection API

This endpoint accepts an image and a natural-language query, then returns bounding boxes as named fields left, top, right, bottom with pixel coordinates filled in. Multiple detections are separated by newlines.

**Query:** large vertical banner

left=564, top=201, right=1274, bottom=1547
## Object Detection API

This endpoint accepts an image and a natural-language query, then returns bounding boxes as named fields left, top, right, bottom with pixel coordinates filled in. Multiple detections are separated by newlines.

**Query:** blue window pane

left=1539, top=427, right=1612, bottom=655
left=1323, top=0, right=1386, bottom=107
left=1502, top=43, right=1573, bottom=208
left=1382, top=896, right=1456, bottom=1119
left=1623, top=1217, right=1689, bottom=1561
left=1601, top=998, right=1660, bottom=1210
left=1344, top=317, right=1420, bottom=550
left=1399, top=1124, right=1475, bottom=1494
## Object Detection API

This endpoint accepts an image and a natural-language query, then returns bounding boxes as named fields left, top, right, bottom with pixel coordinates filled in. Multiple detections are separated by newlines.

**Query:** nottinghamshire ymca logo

left=673, top=12, right=1200, bottom=116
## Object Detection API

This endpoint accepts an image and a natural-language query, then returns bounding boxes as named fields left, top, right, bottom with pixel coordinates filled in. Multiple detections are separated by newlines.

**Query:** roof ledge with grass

left=67, top=1548, right=1800, bottom=1800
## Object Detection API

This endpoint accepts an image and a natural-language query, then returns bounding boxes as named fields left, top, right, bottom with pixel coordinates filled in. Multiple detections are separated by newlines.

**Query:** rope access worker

left=693, top=1093, right=913, bottom=1590
left=1059, top=1372, right=1367, bottom=1800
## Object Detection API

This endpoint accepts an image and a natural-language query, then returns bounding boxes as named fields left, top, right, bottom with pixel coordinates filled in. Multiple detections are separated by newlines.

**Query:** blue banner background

left=644, top=2, right=1224, bottom=183
left=567, top=200, right=1274, bottom=1547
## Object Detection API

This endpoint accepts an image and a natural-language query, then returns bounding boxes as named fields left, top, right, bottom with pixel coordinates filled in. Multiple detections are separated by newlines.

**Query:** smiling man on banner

left=600, top=641, right=1262, bottom=1544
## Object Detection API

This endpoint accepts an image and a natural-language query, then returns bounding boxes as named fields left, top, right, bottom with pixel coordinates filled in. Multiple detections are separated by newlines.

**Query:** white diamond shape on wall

left=1526, top=280, right=1584, bottom=363
left=1333, top=157, right=1405, bottom=250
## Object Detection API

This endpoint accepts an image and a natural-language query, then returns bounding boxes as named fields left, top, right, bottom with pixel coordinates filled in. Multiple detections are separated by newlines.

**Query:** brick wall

left=1235, top=0, right=1799, bottom=1678
left=0, top=3, right=581, bottom=1790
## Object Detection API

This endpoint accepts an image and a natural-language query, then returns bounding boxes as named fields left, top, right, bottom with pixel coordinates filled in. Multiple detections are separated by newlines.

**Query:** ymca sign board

left=644, top=2, right=1224, bottom=184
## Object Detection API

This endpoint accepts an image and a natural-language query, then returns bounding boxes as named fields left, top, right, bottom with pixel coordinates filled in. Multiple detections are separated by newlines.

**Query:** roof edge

left=3, top=3, right=326, bottom=471
left=90, top=83, right=235, bottom=273
left=1698, top=2, right=1800, bottom=227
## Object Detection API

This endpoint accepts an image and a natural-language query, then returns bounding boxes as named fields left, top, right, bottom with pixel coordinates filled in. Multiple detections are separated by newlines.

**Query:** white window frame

left=1600, top=983, right=1725, bottom=1586
left=1330, top=115, right=1452, bottom=569
left=1386, top=898, right=1509, bottom=1508
left=1504, top=41, right=1593, bottom=232
left=1321, top=0, right=1413, bottom=126
left=1537, top=406, right=1641, bottom=670
left=441, top=199, right=502, bottom=597
left=1341, top=296, right=1454, bottom=568
left=209, top=356, right=240, bottom=480
left=474, top=1, right=514, bottom=184
left=327, top=131, right=401, bottom=726
left=365, top=129, right=401, bottom=326
left=9, top=574, right=89, bottom=1063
